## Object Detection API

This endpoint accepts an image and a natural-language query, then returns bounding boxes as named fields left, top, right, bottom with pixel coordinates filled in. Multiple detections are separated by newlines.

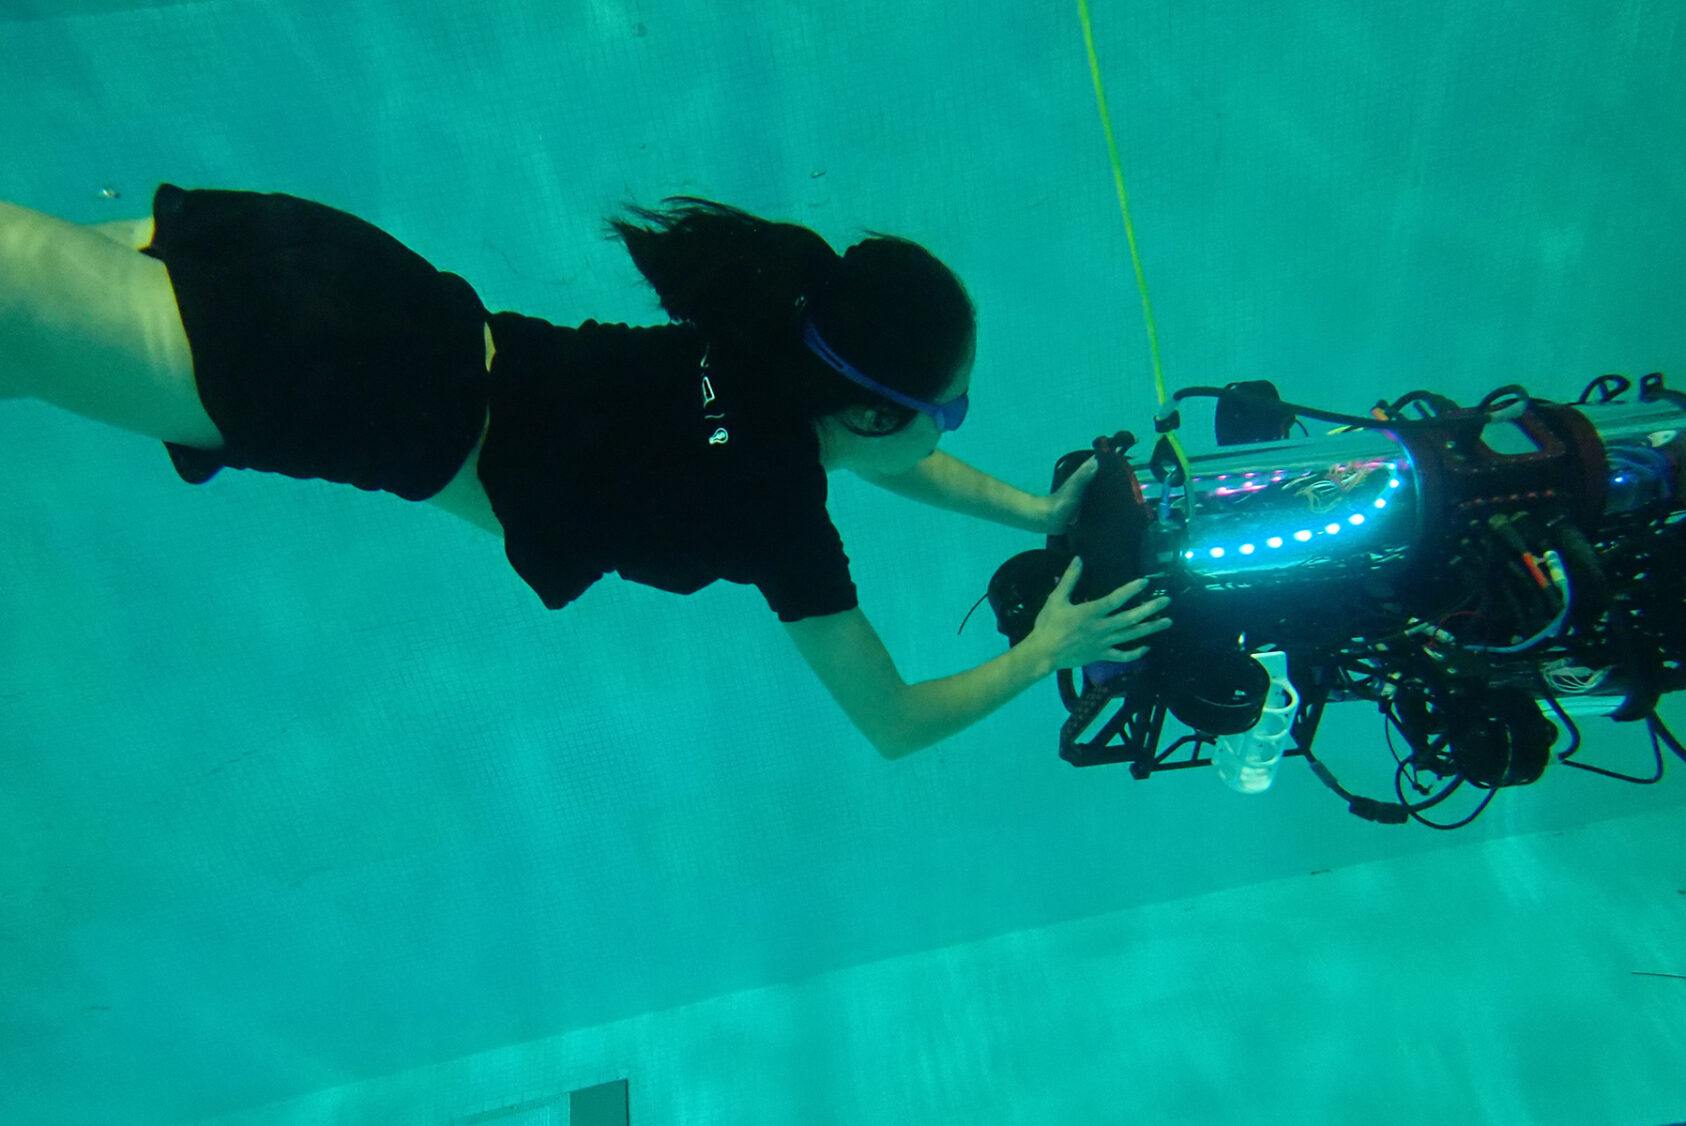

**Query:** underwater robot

left=989, top=372, right=1686, bottom=829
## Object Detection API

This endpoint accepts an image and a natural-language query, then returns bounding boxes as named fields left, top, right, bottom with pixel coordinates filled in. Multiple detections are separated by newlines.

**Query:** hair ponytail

left=608, top=196, right=974, bottom=432
left=609, top=197, right=834, bottom=348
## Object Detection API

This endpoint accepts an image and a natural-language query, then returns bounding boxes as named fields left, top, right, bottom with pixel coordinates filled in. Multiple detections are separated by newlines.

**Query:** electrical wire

left=1075, top=0, right=1194, bottom=507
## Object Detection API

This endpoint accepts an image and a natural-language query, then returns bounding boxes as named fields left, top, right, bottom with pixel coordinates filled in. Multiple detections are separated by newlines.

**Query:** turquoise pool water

left=3, top=2, right=1683, bottom=1122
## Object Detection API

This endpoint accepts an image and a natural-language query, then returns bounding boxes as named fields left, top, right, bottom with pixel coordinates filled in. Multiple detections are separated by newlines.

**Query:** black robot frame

left=987, top=372, right=1686, bottom=829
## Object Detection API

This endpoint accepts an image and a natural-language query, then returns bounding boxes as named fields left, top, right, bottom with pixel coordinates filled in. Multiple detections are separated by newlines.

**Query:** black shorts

left=140, top=183, right=490, bottom=502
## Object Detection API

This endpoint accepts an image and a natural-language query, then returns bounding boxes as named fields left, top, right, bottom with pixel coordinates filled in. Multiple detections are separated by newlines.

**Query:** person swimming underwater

left=0, top=186, right=1170, bottom=757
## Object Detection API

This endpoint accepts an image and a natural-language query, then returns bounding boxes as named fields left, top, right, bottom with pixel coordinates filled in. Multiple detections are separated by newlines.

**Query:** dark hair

left=608, top=197, right=975, bottom=436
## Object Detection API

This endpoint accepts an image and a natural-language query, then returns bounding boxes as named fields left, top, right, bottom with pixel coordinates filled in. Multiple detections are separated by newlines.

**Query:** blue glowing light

left=1181, top=464, right=1405, bottom=567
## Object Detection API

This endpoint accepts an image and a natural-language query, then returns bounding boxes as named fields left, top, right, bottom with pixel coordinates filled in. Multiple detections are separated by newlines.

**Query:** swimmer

left=0, top=186, right=1171, bottom=758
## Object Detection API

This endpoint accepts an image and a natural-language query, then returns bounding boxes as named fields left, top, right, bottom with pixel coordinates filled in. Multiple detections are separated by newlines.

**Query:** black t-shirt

left=475, top=312, right=859, bottom=622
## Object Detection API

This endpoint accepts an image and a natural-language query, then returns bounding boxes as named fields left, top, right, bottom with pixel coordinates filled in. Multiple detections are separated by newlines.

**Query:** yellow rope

left=1076, top=0, right=1191, bottom=486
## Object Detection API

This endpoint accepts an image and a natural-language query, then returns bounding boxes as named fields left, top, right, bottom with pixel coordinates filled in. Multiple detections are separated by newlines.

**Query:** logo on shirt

left=700, top=348, right=729, bottom=448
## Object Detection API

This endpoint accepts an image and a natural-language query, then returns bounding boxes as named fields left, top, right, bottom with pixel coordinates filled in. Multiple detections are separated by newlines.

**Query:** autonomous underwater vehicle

left=986, top=371, right=1686, bottom=829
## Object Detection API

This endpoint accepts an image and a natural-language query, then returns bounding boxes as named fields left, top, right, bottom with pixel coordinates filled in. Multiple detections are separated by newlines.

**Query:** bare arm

left=859, top=451, right=1051, bottom=533
left=783, top=559, right=1171, bottom=759
left=784, top=607, right=1054, bottom=759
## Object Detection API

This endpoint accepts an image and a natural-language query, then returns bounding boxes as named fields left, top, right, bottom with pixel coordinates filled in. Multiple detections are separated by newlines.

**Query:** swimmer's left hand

left=1040, top=457, right=1100, bottom=534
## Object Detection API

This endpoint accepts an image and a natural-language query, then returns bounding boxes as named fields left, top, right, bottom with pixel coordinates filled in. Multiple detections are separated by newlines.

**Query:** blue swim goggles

left=801, top=319, right=970, bottom=432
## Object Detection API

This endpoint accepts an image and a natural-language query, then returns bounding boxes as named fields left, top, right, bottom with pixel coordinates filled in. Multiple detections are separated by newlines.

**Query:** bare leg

left=85, top=216, right=157, bottom=251
left=0, top=199, right=222, bottom=447
left=0, top=218, right=152, bottom=400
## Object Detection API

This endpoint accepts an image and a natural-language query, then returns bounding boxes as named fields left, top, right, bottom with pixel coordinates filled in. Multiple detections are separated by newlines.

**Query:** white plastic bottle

left=1213, top=649, right=1298, bottom=794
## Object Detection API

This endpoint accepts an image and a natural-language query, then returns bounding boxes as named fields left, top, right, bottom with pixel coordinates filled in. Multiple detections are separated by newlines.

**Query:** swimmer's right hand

left=1025, top=556, right=1172, bottom=671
